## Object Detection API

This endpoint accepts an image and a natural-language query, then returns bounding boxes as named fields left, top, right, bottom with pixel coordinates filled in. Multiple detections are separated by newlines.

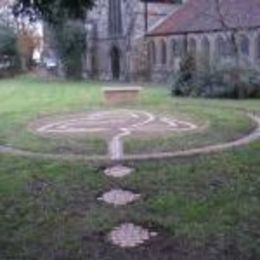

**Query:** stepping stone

left=108, top=223, right=157, bottom=248
left=104, top=165, right=134, bottom=178
left=98, top=189, right=140, bottom=206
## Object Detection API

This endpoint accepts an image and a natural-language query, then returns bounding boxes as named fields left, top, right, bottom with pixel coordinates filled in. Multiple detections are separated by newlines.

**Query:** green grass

left=0, top=77, right=260, bottom=259
left=124, top=105, right=254, bottom=154
left=0, top=77, right=106, bottom=154
left=0, top=77, right=259, bottom=155
left=0, top=143, right=259, bottom=259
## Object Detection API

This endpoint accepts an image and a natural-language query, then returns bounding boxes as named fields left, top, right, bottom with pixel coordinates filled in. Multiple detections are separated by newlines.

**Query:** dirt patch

left=66, top=231, right=246, bottom=260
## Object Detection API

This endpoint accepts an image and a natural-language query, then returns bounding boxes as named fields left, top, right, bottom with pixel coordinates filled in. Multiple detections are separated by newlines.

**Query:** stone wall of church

left=85, top=0, right=260, bottom=83
left=147, top=27, right=260, bottom=83
left=85, top=0, right=182, bottom=81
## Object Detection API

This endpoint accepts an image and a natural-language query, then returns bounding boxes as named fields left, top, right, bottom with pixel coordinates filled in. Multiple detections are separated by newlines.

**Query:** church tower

left=85, top=0, right=183, bottom=81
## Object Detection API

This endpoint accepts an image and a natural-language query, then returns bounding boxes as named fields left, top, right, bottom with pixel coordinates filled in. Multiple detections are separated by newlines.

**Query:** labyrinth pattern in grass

left=33, top=110, right=198, bottom=160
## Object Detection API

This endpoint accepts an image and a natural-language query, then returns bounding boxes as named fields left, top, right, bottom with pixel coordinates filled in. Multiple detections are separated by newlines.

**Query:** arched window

left=202, top=37, right=210, bottom=55
left=257, top=34, right=260, bottom=59
left=225, top=37, right=235, bottom=57
left=202, top=36, right=210, bottom=67
left=216, top=35, right=235, bottom=58
left=148, top=41, right=156, bottom=65
left=171, top=38, right=184, bottom=64
left=240, top=35, right=249, bottom=56
left=172, top=39, right=179, bottom=57
left=110, top=46, right=121, bottom=79
left=189, top=38, right=197, bottom=56
left=108, top=0, right=122, bottom=35
left=216, top=35, right=226, bottom=57
left=161, top=40, right=167, bottom=65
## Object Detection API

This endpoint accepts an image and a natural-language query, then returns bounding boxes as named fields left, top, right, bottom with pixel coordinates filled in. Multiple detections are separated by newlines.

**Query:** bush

left=0, top=22, right=20, bottom=77
left=172, top=54, right=196, bottom=96
left=239, top=69, right=260, bottom=98
left=172, top=58, right=260, bottom=99
left=56, top=20, right=86, bottom=80
left=196, top=68, right=260, bottom=98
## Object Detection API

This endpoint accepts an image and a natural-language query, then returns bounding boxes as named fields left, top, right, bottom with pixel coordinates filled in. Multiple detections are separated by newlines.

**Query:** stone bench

left=103, top=86, right=142, bottom=105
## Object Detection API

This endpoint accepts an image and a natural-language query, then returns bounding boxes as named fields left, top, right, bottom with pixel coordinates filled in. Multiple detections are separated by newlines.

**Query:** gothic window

left=240, top=35, right=249, bottom=56
left=189, top=38, right=197, bottom=56
left=202, top=37, right=210, bottom=54
left=257, top=34, right=260, bottom=59
left=148, top=41, right=156, bottom=65
left=171, top=38, right=185, bottom=66
left=225, top=38, right=235, bottom=57
left=216, top=35, right=226, bottom=57
left=111, top=46, right=121, bottom=79
left=172, top=39, right=178, bottom=57
left=161, top=40, right=167, bottom=65
left=216, top=35, right=235, bottom=58
left=108, top=0, right=122, bottom=36
left=202, top=36, right=210, bottom=67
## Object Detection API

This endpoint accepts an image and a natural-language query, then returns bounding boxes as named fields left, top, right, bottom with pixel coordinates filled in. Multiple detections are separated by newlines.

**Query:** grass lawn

left=0, top=77, right=259, bottom=259
left=0, top=77, right=259, bottom=156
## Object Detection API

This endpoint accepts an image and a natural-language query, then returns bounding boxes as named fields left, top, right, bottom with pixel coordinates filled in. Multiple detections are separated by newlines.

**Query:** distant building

left=85, top=0, right=260, bottom=82
left=147, top=0, right=260, bottom=81
left=85, top=0, right=185, bottom=81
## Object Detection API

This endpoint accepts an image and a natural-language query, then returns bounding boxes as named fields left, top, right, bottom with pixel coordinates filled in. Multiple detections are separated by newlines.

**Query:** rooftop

left=148, top=0, right=260, bottom=36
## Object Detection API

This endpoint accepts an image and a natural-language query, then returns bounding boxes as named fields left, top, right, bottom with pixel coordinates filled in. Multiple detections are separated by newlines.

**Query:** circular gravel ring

left=0, top=113, right=259, bottom=162
left=29, top=109, right=200, bottom=138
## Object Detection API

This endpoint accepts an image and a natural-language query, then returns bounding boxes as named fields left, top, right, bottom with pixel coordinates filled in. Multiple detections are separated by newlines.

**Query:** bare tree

left=204, top=0, right=252, bottom=97
left=213, top=0, right=240, bottom=64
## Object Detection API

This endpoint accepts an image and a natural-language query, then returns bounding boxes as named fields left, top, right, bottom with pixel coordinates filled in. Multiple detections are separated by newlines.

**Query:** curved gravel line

left=0, top=113, right=259, bottom=162
left=124, top=113, right=260, bottom=161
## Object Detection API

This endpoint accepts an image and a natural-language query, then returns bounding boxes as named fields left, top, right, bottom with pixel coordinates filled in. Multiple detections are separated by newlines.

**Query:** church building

left=147, top=0, right=260, bottom=82
left=85, top=0, right=260, bottom=82
left=84, top=0, right=185, bottom=81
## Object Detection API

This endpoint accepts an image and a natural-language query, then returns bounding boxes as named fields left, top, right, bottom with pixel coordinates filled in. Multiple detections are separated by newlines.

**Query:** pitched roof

left=148, top=0, right=260, bottom=36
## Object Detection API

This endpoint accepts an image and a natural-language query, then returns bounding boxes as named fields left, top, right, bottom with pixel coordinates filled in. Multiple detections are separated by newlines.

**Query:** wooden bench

left=103, top=86, right=142, bottom=105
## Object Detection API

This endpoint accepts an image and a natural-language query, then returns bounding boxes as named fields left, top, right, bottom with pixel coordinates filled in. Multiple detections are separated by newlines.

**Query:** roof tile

left=148, top=0, right=260, bottom=35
